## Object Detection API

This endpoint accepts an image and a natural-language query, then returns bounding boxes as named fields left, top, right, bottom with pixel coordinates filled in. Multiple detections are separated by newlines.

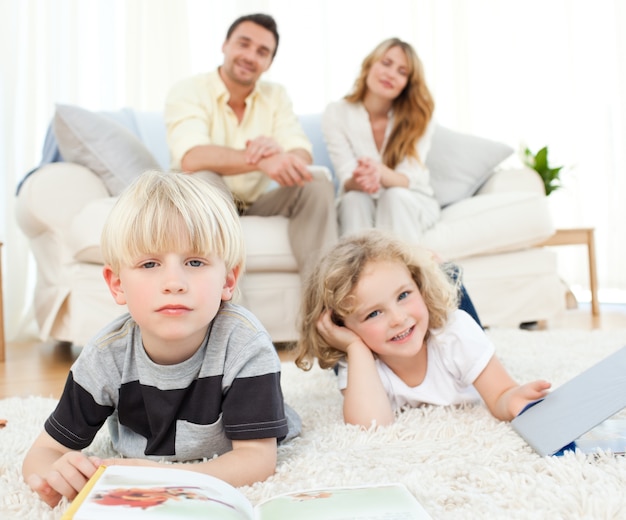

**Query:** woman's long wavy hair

left=295, top=230, right=459, bottom=371
left=345, top=38, right=435, bottom=169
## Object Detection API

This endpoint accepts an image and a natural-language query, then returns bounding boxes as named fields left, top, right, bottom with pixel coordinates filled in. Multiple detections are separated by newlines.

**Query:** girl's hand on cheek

left=317, top=310, right=361, bottom=353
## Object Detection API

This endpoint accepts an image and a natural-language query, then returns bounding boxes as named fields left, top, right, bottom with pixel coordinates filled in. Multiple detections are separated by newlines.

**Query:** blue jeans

left=445, top=263, right=482, bottom=329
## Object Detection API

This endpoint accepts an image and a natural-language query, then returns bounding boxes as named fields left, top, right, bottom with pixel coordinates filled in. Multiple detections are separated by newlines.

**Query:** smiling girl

left=295, top=230, right=551, bottom=427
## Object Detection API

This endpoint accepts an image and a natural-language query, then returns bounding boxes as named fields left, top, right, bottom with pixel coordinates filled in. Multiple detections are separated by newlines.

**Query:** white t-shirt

left=337, top=310, right=494, bottom=411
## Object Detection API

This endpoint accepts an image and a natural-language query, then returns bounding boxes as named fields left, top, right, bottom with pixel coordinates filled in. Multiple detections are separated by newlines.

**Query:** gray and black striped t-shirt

left=45, top=302, right=297, bottom=461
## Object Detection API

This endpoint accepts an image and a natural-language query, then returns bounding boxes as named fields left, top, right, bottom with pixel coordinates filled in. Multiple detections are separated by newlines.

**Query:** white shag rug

left=2, top=328, right=626, bottom=520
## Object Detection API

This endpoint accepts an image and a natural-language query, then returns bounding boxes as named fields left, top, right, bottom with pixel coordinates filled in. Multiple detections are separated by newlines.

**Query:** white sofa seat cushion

left=422, top=192, right=554, bottom=260
left=69, top=189, right=553, bottom=270
left=69, top=200, right=298, bottom=275
left=241, top=216, right=297, bottom=272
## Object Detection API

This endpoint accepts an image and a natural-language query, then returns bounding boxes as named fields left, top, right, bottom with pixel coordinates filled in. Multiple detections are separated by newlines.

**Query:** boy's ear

left=221, top=265, right=241, bottom=301
left=103, top=265, right=127, bottom=306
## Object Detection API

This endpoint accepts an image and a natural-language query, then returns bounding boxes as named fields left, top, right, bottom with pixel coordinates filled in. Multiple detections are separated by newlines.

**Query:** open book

left=560, top=418, right=626, bottom=456
left=62, top=465, right=432, bottom=519
left=511, top=345, right=626, bottom=456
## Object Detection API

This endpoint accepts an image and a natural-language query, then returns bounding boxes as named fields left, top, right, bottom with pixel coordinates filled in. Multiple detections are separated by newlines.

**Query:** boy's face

left=343, top=260, right=429, bottom=364
left=104, top=251, right=238, bottom=362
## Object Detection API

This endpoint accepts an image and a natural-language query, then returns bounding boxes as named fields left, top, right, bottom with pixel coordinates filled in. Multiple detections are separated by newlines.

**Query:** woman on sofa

left=323, top=37, right=481, bottom=327
left=322, top=37, right=439, bottom=243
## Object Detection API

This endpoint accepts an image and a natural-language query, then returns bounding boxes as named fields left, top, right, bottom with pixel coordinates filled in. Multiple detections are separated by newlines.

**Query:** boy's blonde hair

left=101, top=170, right=245, bottom=275
left=295, top=230, right=458, bottom=371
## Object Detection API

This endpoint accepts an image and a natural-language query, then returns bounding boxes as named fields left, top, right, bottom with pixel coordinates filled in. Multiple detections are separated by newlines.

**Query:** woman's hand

left=352, top=157, right=382, bottom=193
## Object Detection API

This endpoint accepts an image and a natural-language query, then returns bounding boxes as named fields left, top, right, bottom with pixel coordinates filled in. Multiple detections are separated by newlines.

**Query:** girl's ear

left=103, top=265, right=127, bottom=305
left=221, top=265, right=241, bottom=301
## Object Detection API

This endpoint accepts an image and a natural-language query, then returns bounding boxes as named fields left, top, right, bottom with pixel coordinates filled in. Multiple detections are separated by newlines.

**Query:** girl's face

left=343, top=260, right=429, bottom=363
left=365, top=45, right=410, bottom=102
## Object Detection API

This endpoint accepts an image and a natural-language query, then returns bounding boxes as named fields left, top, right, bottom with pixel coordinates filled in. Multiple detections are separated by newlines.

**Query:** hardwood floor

left=1, top=303, right=625, bottom=400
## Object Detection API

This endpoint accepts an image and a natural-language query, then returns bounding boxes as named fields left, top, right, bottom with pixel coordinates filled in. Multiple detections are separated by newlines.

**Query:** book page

left=254, top=483, right=432, bottom=520
left=62, top=465, right=254, bottom=519
left=573, top=418, right=626, bottom=455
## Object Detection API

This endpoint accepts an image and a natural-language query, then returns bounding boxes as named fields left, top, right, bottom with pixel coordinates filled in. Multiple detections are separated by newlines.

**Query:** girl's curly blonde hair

left=295, top=230, right=459, bottom=371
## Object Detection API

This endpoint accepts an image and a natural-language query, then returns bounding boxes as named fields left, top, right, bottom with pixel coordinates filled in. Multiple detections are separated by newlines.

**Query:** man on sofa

left=164, top=12, right=337, bottom=275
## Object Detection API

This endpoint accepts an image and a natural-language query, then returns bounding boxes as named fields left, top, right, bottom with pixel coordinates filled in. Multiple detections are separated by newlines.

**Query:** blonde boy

left=23, top=170, right=298, bottom=508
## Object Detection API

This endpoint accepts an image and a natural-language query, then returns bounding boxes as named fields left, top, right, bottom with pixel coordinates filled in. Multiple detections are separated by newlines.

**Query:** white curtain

left=3, top=0, right=626, bottom=341
left=2, top=0, right=191, bottom=340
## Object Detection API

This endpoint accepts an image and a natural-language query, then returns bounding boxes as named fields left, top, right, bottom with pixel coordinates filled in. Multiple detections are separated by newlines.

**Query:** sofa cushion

left=69, top=201, right=298, bottom=275
left=241, top=216, right=298, bottom=272
left=68, top=197, right=117, bottom=263
left=426, top=126, right=514, bottom=207
left=53, top=104, right=161, bottom=196
left=458, top=247, right=566, bottom=326
left=422, top=192, right=554, bottom=260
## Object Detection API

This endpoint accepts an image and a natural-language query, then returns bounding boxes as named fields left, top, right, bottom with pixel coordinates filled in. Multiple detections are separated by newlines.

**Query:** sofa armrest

left=16, top=162, right=110, bottom=239
left=476, top=165, right=545, bottom=196
left=68, top=197, right=118, bottom=264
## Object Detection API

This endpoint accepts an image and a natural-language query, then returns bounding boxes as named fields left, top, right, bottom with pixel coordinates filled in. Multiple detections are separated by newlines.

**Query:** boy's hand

left=26, top=451, right=100, bottom=508
left=26, top=473, right=62, bottom=508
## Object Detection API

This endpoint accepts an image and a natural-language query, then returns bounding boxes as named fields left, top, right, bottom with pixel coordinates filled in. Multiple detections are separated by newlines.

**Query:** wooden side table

left=537, top=228, right=599, bottom=316
left=0, top=241, right=4, bottom=362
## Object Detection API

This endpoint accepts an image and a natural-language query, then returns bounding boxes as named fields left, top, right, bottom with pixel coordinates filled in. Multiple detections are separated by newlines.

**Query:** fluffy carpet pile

left=2, top=328, right=626, bottom=519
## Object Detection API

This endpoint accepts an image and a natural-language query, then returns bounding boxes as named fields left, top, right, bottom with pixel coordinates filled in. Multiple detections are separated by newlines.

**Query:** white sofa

left=15, top=106, right=566, bottom=347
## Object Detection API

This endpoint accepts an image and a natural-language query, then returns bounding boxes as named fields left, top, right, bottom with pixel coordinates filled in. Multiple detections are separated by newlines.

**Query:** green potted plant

left=521, top=146, right=564, bottom=196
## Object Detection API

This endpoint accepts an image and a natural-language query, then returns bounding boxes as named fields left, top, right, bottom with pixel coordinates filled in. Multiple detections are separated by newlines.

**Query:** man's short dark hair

left=226, top=13, right=279, bottom=58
